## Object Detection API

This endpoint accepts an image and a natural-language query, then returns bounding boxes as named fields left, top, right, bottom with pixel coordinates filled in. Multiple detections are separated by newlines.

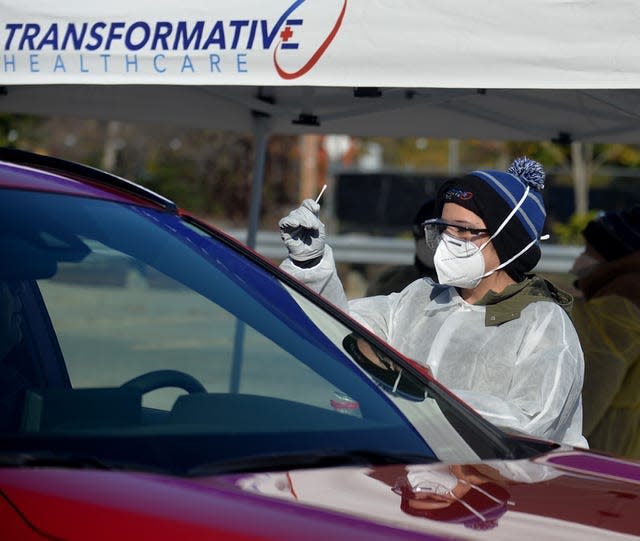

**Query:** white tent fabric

left=3, top=0, right=640, bottom=89
left=2, top=0, right=640, bottom=242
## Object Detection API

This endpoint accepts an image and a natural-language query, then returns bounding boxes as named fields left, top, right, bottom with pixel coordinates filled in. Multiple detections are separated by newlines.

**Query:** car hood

left=1, top=449, right=639, bottom=541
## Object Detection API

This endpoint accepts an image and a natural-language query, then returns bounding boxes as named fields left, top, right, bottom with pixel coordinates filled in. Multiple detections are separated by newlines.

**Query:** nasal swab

left=315, top=184, right=327, bottom=204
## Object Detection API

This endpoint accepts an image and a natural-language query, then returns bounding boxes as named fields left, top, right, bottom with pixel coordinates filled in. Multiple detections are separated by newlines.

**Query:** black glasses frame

left=422, top=218, right=489, bottom=236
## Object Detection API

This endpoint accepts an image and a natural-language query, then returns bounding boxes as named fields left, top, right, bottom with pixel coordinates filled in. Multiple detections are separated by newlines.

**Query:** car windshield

left=0, top=186, right=528, bottom=476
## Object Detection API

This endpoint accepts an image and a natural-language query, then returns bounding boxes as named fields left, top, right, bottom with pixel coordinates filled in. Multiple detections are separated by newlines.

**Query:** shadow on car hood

left=1, top=450, right=639, bottom=540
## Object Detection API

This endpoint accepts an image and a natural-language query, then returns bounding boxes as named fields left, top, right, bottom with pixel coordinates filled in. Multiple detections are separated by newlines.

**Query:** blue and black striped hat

left=436, top=157, right=547, bottom=280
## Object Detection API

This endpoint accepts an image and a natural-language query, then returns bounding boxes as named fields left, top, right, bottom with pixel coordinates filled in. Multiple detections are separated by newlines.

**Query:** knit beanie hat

left=436, top=157, right=547, bottom=281
left=582, top=206, right=640, bottom=261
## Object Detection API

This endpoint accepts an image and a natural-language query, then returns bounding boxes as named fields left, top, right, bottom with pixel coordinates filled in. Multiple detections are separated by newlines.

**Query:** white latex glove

left=278, top=199, right=325, bottom=263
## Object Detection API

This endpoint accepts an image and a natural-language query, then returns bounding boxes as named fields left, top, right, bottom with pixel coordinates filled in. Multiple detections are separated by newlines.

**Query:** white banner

left=3, top=0, right=640, bottom=88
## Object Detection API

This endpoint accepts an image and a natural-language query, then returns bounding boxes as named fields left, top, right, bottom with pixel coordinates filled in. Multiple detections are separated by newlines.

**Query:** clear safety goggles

left=422, top=218, right=490, bottom=250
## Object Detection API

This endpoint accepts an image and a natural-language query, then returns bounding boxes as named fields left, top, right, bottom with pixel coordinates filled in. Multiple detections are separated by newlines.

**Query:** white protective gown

left=281, top=246, right=588, bottom=448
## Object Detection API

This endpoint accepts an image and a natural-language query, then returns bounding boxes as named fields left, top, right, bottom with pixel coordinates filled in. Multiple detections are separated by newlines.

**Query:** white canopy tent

left=2, top=0, right=640, bottom=244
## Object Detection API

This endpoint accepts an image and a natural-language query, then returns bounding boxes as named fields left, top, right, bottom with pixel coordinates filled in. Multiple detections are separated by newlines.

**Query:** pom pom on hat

left=507, top=157, right=545, bottom=190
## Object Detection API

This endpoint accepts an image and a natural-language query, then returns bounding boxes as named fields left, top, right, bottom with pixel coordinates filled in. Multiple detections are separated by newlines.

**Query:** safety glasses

left=422, top=218, right=489, bottom=249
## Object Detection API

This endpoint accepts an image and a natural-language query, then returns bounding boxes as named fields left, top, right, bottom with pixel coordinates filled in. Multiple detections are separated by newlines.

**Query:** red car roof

left=0, top=150, right=175, bottom=210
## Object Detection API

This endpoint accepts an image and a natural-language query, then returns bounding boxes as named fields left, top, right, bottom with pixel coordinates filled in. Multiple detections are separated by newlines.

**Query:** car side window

left=38, top=239, right=344, bottom=413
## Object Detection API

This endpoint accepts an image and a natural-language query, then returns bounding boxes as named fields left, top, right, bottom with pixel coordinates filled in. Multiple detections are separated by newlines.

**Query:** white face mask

left=405, top=466, right=459, bottom=496
left=433, top=234, right=486, bottom=289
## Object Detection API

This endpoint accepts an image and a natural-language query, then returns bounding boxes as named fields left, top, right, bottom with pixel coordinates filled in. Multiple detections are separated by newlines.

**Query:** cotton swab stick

left=315, top=184, right=327, bottom=204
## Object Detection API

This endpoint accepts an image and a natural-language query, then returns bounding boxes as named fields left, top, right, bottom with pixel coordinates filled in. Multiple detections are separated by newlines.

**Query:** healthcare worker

left=279, top=157, right=588, bottom=447
left=571, top=206, right=640, bottom=458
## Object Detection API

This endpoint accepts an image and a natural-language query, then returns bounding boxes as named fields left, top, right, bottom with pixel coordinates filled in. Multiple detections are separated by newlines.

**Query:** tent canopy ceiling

left=2, top=0, right=640, bottom=142
left=2, top=85, right=640, bottom=143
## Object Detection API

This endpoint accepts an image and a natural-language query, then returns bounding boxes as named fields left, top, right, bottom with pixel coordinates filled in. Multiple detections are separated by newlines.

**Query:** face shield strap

left=451, top=480, right=508, bottom=523
left=477, top=186, right=530, bottom=253
left=480, top=236, right=542, bottom=279
left=461, top=480, right=515, bottom=506
left=456, top=496, right=488, bottom=523
left=478, top=186, right=549, bottom=278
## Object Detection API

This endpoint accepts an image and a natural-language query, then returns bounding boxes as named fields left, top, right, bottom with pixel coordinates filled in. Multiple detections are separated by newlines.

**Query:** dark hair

left=411, top=199, right=436, bottom=239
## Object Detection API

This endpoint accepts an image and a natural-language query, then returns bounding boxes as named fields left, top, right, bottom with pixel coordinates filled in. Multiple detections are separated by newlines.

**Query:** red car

left=0, top=148, right=638, bottom=540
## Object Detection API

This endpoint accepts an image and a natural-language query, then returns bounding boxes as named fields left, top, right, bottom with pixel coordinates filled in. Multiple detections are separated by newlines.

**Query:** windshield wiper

left=187, top=449, right=437, bottom=477
left=0, top=451, right=159, bottom=473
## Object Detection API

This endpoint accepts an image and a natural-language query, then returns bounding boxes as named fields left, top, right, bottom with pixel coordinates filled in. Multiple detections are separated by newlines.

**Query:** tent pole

left=246, top=115, right=270, bottom=248
left=230, top=115, right=269, bottom=394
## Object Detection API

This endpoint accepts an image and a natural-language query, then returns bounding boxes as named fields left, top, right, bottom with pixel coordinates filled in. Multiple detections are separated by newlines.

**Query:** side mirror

left=343, top=333, right=427, bottom=401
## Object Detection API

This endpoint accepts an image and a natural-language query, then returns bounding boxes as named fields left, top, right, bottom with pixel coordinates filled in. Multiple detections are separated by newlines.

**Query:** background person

left=366, top=199, right=438, bottom=296
left=279, top=157, right=587, bottom=447
left=571, top=206, right=640, bottom=458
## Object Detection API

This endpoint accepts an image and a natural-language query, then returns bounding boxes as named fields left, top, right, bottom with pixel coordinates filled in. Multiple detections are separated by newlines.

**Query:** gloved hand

left=279, top=199, right=326, bottom=263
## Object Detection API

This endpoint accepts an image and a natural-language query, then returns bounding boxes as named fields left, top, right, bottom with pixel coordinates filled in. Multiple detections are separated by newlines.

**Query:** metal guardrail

left=226, top=229, right=583, bottom=273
